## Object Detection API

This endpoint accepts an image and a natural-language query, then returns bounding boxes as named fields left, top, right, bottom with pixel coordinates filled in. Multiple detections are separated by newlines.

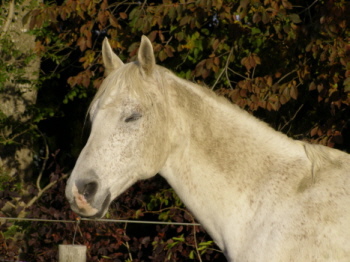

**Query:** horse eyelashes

left=125, top=113, right=142, bottom=123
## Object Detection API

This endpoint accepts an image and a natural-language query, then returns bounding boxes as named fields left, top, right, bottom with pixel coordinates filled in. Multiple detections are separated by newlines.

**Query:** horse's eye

left=125, top=113, right=142, bottom=123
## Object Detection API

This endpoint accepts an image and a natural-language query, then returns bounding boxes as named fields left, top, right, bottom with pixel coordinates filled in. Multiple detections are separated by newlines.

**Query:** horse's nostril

left=83, top=182, right=98, bottom=199
left=76, top=180, right=98, bottom=200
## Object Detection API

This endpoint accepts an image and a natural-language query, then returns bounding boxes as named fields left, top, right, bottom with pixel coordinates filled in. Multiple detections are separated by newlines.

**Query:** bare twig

left=278, top=104, right=304, bottom=132
left=0, top=0, right=15, bottom=37
left=175, top=50, right=190, bottom=70
left=165, top=35, right=173, bottom=45
left=193, top=224, right=203, bottom=262
left=211, top=49, right=234, bottom=90
left=141, top=0, right=148, bottom=11
left=224, top=49, right=235, bottom=89
left=0, top=127, right=34, bottom=146
left=227, top=67, right=248, bottom=80
left=72, top=218, right=81, bottom=244
left=276, top=68, right=299, bottom=84
left=108, top=0, right=130, bottom=10
left=123, top=223, right=133, bottom=262
left=252, top=64, right=256, bottom=79
left=211, top=65, right=226, bottom=90
left=298, top=0, right=319, bottom=15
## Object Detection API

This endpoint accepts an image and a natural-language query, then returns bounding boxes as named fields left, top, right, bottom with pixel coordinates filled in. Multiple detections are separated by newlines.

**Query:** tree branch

left=36, top=132, right=49, bottom=191
left=18, top=173, right=68, bottom=218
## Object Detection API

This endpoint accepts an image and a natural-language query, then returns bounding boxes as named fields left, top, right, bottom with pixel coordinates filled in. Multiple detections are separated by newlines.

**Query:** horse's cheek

left=136, top=123, right=168, bottom=176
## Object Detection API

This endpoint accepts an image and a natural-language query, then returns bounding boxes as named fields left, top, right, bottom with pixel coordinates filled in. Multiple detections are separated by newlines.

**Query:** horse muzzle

left=66, top=177, right=111, bottom=218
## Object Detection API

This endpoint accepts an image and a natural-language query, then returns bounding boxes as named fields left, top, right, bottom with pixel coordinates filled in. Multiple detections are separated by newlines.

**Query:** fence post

left=59, top=245, right=87, bottom=262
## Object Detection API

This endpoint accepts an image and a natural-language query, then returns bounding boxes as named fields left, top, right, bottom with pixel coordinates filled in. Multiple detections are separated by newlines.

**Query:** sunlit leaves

left=26, top=0, right=350, bottom=145
left=224, top=74, right=299, bottom=112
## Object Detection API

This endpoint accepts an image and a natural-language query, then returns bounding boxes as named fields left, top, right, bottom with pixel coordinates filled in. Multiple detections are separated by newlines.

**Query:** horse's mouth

left=70, top=192, right=112, bottom=219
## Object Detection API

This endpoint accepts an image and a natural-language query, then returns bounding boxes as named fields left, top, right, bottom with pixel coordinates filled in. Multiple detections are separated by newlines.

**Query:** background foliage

left=1, top=0, right=350, bottom=261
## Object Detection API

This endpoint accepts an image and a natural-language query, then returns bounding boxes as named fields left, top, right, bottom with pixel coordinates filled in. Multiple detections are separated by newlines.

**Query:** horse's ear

left=102, top=38, right=124, bottom=76
left=137, top=35, right=155, bottom=76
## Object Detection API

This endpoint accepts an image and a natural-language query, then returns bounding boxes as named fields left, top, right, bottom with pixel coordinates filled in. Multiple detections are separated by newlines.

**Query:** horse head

left=65, top=36, right=171, bottom=218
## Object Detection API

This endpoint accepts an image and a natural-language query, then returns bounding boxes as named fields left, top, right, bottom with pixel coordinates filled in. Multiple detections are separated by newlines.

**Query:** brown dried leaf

left=202, top=69, right=210, bottom=79
left=240, top=89, right=248, bottom=98
left=266, top=75, right=273, bottom=86
left=164, top=45, right=174, bottom=57
left=282, top=0, right=293, bottom=9
left=309, top=81, right=316, bottom=91
left=77, top=36, right=87, bottom=51
left=290, top=85, right=298, bottom=100
left=109, top=14, right=119, bottom=28
left=310, top=127, right=318, bottom=137
left=119, top=12, right=128, bottom=19
left=241, top=56, right=254, bottom=71
left=214, top=56, right=220, bottom=66
left=253, top=12, right=261, bottom=24
left=206, top=58, right=213, bottom=70
left=279, top=95, right=288, bottom=105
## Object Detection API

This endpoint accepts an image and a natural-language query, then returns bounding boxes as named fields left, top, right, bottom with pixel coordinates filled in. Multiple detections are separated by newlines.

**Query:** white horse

left=66, top=36, right=350, bottom=262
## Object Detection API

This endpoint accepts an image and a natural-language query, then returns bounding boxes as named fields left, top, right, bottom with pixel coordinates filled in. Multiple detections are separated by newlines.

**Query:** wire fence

left=1, top=216, right=201, bottom=226
left=0, top=216, right=202, bottom=262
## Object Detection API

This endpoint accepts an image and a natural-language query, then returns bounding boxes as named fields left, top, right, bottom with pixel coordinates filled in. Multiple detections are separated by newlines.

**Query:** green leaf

left=158, top=211, right=169, bottom=221
left=189, top=250, right=196, bottom=259
left=288, top=14, right=302, bottom=24
left=172, top=235, right=185, bottom=242
left=3, top=225, right=22, bottom=239
left=344, top=77, right=350, bottom=92
left=199, top=240, right=214, bottom=246
left=251, top=27, right=261, bottom=35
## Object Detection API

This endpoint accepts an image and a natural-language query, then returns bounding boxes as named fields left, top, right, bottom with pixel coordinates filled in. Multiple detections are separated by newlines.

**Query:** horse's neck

left=164, top=74, right=304, bottom=177
left=160, top=75, right=308, bottom=252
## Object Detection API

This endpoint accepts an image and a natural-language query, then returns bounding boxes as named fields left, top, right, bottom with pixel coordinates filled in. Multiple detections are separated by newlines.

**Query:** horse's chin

left=89, top=192, right=112, bottom=218
left=86, top=207, right=108, bottom=219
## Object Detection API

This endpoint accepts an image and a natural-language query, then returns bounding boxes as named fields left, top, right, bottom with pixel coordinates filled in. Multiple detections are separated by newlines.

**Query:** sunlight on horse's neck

left=165, top=71, right=297, bottom=160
